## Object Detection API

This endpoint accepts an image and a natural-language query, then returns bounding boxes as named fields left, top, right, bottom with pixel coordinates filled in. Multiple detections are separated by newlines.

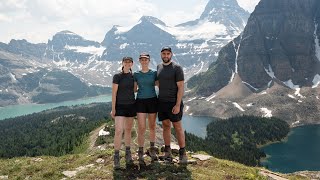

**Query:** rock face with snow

left=45, top=30, right=104, bottom=63
left=190, top=0, right=320, bottom=96
left=0, top=50, right=110, bottom=106
left=184, top=0, right=320, bottom=126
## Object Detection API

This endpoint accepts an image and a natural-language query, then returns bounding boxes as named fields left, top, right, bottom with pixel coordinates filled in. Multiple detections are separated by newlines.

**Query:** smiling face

left=122, top=59, right=133, bottom=72
left=161, top=50, right=172, bottom=64
left=139, top=57, right=150, bottom=68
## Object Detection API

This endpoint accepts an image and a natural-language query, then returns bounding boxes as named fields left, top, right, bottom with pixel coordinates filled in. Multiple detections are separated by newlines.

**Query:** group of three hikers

left=110, top=46, right=187, bottom=168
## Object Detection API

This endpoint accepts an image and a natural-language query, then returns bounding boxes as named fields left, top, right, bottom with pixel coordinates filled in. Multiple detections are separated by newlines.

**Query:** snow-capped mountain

left=0, top=0, right=250, bottom=106
left=185, top=0, right=320, bottom=126
left=0, top=50, right=110, bottom=106
left=100, top=0, right=249, bottom=79
left=189, top=0, right=320, bottom=96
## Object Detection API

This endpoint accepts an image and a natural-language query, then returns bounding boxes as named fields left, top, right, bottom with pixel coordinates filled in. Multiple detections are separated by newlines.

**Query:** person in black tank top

left=111, top=57, right=136, bottom=169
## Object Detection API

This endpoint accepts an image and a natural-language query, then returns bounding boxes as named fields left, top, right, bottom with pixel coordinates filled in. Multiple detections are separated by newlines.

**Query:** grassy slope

left=0, top=120, right=310, bottom=180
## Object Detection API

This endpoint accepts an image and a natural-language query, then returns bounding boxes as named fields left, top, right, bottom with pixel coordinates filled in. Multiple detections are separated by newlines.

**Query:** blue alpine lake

left=261, top=124, right=320, bottom=173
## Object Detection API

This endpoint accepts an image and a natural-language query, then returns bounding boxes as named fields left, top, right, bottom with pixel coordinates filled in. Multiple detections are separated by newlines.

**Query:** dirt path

left=86, top=123, right=106, bottom=153
left=259, top=169, right=288, bottom=180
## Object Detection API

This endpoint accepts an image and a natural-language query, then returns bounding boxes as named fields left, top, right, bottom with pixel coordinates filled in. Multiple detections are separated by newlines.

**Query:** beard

left=162, top=57, right=171, bottom=63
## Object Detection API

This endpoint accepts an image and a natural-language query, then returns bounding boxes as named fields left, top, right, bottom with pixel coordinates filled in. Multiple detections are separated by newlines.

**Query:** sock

left=138, top=147, right=144, bottom=152
left=126, top=146, right=131, bottom=152
left=150, top=142, right=155, bottom=147
left=164, top=145, right=171, bottom=152
left=114, top=150, right=120, bottom=156
left=179, top=147, right=185, bottom=155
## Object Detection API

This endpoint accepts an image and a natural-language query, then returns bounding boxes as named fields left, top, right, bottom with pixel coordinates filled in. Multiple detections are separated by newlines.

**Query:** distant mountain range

left=0, top=0, right=249, bottom=106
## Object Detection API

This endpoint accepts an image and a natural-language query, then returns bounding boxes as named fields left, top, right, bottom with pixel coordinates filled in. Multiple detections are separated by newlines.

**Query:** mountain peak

left=139, top=16, right=166, bottom=26
left=200, top=0, right=246, bottom=20
left=56, top=30, right=80, bottom=37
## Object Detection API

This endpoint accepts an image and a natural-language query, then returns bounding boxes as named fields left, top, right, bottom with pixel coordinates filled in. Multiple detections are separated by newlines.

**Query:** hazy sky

left=0, top=0, right=260, bottom=44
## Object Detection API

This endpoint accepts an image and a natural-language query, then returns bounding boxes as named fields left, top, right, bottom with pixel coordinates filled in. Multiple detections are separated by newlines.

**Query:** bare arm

left=172, top=81, right=184, bottom=114
left=155, top=80, right=159, bottom=87
left=111, top=83, right=118, bottom=119
left=134, top=82, right=138, bottom=92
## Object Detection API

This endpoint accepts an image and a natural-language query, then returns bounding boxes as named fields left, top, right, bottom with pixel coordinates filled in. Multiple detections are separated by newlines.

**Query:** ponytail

left=121, top=66, right=132, bottom=75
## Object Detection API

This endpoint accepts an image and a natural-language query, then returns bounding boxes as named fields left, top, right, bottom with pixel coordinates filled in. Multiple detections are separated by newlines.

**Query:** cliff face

left=190, top=0, right=320, bottom=96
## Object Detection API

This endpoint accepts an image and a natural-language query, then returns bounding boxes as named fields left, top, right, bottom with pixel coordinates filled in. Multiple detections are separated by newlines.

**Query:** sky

left=0, top=0, right=260, bottom=44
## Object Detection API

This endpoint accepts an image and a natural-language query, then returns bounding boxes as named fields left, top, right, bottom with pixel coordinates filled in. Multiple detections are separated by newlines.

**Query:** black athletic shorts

left=158, top=101, right=184, bottom=122
left=115, top=103, right=136, bottom=117
left=136, top=97, right=158, bottom=113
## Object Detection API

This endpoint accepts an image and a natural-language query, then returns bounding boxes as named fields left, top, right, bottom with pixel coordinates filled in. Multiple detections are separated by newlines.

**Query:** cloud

left=0, top=0, right=159, bottom=43
left=0, top=14, right=12, bottom=22
left=159, top=0, right=207, bottom=26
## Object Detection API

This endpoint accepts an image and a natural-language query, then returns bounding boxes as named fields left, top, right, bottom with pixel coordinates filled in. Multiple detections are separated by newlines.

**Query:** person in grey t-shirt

left=157, top=46, right=188, bottom=164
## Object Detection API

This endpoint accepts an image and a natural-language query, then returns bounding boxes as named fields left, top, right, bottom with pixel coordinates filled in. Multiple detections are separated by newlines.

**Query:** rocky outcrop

left=190, top=0, right=320, bottom=96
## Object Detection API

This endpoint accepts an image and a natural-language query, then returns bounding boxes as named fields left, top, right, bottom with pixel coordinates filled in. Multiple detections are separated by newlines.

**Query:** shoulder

left=113, top=73, right=121, bottom=78
left=172, top=62, right=183, bottom=70
left=149, top=69, right=157, bottom=73
left=172, top=62, right=181, bottom=67
left=133, top=71, right=140, bottom=76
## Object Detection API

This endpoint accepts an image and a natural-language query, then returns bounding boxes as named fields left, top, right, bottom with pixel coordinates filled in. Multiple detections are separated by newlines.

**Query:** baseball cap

left=139, top=52, right=150, bottom=59
left=122, top=56, right=133, bottom=62
left=161, top=46, right=172, bottom=52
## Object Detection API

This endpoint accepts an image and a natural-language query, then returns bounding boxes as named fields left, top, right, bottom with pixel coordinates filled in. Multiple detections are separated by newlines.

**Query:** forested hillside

left=0, top=103, right=111, bottom=158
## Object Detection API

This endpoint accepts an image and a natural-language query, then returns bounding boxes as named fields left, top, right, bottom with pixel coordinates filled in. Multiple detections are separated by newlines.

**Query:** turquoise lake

left=261, top=124, right=320, bottom=173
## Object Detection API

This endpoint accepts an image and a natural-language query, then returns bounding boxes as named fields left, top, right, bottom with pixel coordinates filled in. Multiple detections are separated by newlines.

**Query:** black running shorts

left=115, top=103, right=136, bottom=117
left=158, top=101, right=184, bottom=122
left=136, top=97, right=158, bottom=113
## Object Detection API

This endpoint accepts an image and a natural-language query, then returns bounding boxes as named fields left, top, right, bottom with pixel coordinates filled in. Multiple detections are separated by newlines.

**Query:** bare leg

left=148, top=113, right=157, bottom=143
left=114, top=116, right=125, bottom=150
left=162, top=120, right=171, bottom=146
left=137, top=113, right=147, bottom=147
left=172, top=121, right=185, bottom=148
left=124, top=117, right=134, bottom=147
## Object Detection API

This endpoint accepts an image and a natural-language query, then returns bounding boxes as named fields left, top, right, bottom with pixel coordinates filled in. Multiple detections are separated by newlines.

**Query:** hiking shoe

left=163, top=148, right=172, bottom=162
left=125, top=151, right=133, bottom=164
left=149, top=147, right=158, bottom=161
left=113, top=154, right=120, bottom=169
left=179, top=153, right=188, bottom=164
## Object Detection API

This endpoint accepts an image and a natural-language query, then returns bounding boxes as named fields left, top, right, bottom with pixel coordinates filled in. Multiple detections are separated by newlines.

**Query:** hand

left=172, top=104, right=180, bottom=114
left=110, top=110, right=115, bottom=119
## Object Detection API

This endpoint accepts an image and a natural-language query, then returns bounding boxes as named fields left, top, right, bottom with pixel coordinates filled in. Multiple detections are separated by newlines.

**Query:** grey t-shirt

left=113, top=72, right=135, bottom=105
left=157, top=62, right=184, bottom=102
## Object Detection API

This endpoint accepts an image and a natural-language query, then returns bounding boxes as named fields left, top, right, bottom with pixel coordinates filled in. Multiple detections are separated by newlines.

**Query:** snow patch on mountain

left=65, top=45, right=105, bottom=56
left=264, top=64, right=275, bottom=78
left=314, top=23, right=320, bottom=61
left=232, top=102, right=245, bottom=112
left=115, top=21, right=142, bottom=34
left=312, top=74, right=320, bottom=88
left=260, top=108, right=272, bottom=118
left=156, top=20, right=228, bottom=41
left=283, top=79, right=299, bottom=89
left=120, top=43, right=129, bottom=49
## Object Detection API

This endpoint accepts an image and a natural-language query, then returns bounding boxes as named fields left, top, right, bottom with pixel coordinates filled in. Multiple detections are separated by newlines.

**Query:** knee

left=163, top=123, right=171, bottom=130
left=173, top=124, right=184, bottom=132
left=115, top=127, right=123, bottom=136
